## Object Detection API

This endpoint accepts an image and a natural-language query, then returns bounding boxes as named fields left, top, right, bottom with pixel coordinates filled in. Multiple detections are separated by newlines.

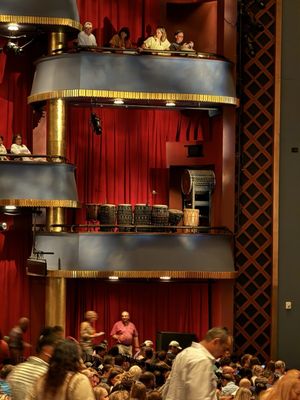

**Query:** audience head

left=239, top=378, right=252, bottom=389
left=85, top=310, right=98, bottom=322
left=35, top=326, right=57, bottom=357
left=174, top=30, right=184, bottom=44
left=234, top=387, right=253, bottom=400
left=94, top=386, right=108, bottom=400
left=155, top=27, right=167, bottom=42
left=109, top=390, right=129, bottom=400
left=12, top=134, right=23, bottom=145
left=119, top=27, right=130, bottom=40
left=130, top=381, right=147, bottom=400
left=202, top=327, right=232, bottom=359
left=83, top=21, right=93, bottom=34
left=264, top=377, right=300, bottom=400
left=19, top=317, right=29, bottom=331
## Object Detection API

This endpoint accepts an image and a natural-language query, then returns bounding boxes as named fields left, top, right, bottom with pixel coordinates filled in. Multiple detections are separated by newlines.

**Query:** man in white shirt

left=163, top=327, right=232, bottom=400
left=78, top=21, right=97, bottom=47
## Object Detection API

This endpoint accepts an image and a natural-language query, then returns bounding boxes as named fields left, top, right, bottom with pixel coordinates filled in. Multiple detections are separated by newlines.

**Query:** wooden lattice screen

left=234, top=0, right=276, bottom=361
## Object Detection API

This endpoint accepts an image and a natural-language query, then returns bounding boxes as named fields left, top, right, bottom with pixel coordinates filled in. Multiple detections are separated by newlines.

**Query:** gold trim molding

left=28, top=89, right=239, bottom=106
left=0, top=14, right=81, bottom=30
left=0, top=199, right=80, bottom=208
left=47, top=270, right=238, bottom=279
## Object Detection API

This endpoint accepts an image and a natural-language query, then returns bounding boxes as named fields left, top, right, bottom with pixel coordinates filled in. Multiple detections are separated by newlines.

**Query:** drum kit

left=85, top=203, right=200, bottom=233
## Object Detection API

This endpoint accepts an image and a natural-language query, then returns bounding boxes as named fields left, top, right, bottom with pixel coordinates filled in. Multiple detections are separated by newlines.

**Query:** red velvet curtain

left=66, top=280, right=209, bottom=346
left=67, top=107, right=209, bottom=223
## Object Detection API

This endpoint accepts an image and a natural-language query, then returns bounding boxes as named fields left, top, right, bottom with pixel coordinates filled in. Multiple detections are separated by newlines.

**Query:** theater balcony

left=28, top=49, right=238, bottom=109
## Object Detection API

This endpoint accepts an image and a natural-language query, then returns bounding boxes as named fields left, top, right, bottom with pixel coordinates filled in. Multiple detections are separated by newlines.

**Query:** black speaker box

left=156, top=331, right=197, bottom=351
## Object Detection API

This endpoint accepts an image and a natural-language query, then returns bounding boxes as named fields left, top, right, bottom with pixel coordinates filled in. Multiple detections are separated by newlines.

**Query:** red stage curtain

left=76, top=0, right=161, bottom=46
left=66, top=280, right=209, bottom=346
left=67, top=107, right=209, bottom=223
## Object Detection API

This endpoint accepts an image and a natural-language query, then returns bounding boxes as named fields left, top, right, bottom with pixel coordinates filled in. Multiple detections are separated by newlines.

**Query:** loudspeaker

left=156, top=331, right=197, bottom=351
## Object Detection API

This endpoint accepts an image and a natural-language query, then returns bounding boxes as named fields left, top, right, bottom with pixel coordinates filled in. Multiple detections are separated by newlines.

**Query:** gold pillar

left=48, top=31, right=67, bottom=56
left=46, top=32, right=68, bottom=326
left=45, top=277, right=66, bottom=329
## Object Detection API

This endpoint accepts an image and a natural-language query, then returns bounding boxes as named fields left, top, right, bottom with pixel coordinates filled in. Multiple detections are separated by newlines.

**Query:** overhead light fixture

left=108, top=276, right=119, bottom=280
left=1, top=205, right=21, bottom=215
left=114, top=99, right=124, bottom=105
left=0, top=222, right=8, bottom=231
left=160, top=276, right=171, bottom=281
left=7, top=23, right=19, bottom=32
left=166, top=101, right=176, bottom=107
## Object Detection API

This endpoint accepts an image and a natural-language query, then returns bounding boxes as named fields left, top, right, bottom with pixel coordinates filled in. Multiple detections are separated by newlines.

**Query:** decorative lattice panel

left=234, top=0, right=276, bottom=361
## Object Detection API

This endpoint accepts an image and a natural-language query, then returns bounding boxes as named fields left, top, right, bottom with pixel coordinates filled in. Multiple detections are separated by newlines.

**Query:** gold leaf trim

left=46, top=270, right=238, bottom=279
left=0, top=199, right=80, bottom=208
left=28, top=89, right=239, bottom=106
left=0, top=14, right=81, bottom=30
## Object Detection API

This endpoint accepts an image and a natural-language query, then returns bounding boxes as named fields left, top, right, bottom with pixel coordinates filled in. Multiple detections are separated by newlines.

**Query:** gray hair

left=204, top=327, right=229, bottom=343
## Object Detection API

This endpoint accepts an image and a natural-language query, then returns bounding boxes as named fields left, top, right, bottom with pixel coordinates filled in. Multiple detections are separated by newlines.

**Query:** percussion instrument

left=99, top=204, right=116, bottom=231
left=151, top=205, right=169, bottom=232
left=183, top=208, right=199, bottom=233
left=168, top=209, right=183, bottom=232
left=85, top=204, right=100, bottom=221
left=134, top=204, right=152, bottom=232
left=117, top=204, right=133, bottom=232
left=181, top=169, right=216, bottom=195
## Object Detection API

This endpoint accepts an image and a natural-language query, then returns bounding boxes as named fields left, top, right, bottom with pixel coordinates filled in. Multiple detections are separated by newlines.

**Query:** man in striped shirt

left=7, top=327, right=57, bottom=400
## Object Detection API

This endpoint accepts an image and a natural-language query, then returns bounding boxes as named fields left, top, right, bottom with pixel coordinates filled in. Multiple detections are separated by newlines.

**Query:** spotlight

left=90, top=112, right=102, bottom=135
left=108, top=276, right=119, bottom=280
left=114, top=99, right=124, bottom=105
left=0, top=222, right=8, bottom=231
left=166, top=101, right=176, bottom=107
left=160, top=276, right=171, bottom=281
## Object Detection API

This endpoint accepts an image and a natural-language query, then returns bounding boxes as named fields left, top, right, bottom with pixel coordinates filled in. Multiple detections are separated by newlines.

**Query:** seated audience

left=142, top=27, right=170, bottom=51
left=109, top=27, right=132, bottom=49
left=169, top=30, right=194, bottom=51
left=234, top=387, right=253, bottom=400
left=10, top=135, right=33, bottom=161
left=0, top=136, right=8, bottom=160
left=78, top=21, right=97, bottom=47
left=262, top=376, right=300, bottom=400
left=94, top=385, right=109, bottom=400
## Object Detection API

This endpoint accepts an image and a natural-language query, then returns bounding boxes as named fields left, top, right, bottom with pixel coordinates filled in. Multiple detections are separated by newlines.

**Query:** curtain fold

left=66, top=280, right=210, bottom=346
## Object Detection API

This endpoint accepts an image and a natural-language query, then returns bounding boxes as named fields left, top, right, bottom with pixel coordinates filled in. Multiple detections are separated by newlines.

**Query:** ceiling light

left=108, top=276, right=119, bottom=280
left=166, top=101, right=176, bottom=107
left=8, top=23, right=19, bottom=32
left=114, top=99, right=124, bottom=105
left=160, top=276, right=171, bottom=280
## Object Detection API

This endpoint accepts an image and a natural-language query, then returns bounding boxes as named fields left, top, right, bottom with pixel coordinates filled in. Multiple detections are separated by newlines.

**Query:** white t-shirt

left=10, top=143, right=32, bottom=161
left=78, top=31, right=97, bottom=47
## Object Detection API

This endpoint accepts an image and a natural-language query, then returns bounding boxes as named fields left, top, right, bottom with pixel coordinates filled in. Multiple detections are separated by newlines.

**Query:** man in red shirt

left=110, top=311, right=140, bottom=357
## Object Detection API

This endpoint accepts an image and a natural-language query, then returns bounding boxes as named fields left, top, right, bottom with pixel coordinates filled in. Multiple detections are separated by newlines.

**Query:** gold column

left=45, top=277, right=66, bottom=329
left=45, top=32, right=68, bottom=327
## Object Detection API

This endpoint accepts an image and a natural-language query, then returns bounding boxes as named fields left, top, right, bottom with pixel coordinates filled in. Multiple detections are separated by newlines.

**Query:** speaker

left=156, top=331, right=197, bottom=351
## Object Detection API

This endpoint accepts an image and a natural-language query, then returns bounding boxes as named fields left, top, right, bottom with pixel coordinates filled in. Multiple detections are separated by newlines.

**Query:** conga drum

left=134, top=204, right=152, bottom=232
left=151, top=205, right=169, bottom=232
left=99, top=204, right=116, bottom=231
left=168, top=209, right=183, bottom=232
left=117, top=204, right=133, bottom=232
left=85, top=204, right=100, bottom=221
left=183, top=208, right=199, bottom=233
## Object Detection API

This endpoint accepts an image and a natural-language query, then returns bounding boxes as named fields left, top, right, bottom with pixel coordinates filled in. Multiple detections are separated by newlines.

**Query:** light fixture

left=108, top=276, right=119, bottom=280
left=7, top=23, right=19, bottom=32
left=114, top=99, right=124, bottom=105
left=166, top=101, right=176, bottom=107
left=1, top=205, right=21, bottom=215
left=160, top=276, right=171, bottom=281
left=0, top=222, right=8, bottom=231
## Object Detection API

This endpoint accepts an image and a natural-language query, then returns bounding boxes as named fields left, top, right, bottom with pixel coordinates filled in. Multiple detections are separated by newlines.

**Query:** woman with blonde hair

left=142, top=27, right=170, bottom=51
left=234, top=387, right=253, bottom=400
left=80, top=310, right=105, bottom=357
left=262, top=377, right=300, bottom=400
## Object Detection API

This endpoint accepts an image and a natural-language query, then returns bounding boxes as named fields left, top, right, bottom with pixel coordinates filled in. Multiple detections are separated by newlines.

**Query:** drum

left=99, top=204, right=116, bottom=231
left=134, top=204, right=152, bottom=232
left=85, top=204, right=100, bottom=221
left=181, top=169, right=216, bottom=195
left=183, top=208, right=199, bottom=233
left=151, top=205, right=169, bottom=232
left=117, top=204, right=133, bottom=232
left=168, top=209, right=183, bottom=232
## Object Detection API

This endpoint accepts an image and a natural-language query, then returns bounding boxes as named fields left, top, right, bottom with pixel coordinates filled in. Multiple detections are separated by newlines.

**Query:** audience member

left=109, top=27, right=132, bottom=49
left=25, top=339, right=95, bottom=400
left=163, top=327, right=232, bottom=400
left=80, top=310, right=105, bottom=358
left=94, top=385, right=109, bottom=400
left=142, top=27, right=170, bottom=51
left=169, top=30, right=194, bottom=51
left=10, top=136, right=32, bottom=162
left=0, top=364, right=14, bottom=396
left=111, top=311, right=139, bottom=357
left=8, top=317, right=31, bottom=364
left=8, top=327, right=56, bottom=400
left=0, top=331, right=9, bottom=368
left=78, top=21, right=97, bottom=47
left=234, top=387, right=253, bottom=400
left=130, top=381, right=147, bottom=400
left=0, top=136, right=8, bottom=160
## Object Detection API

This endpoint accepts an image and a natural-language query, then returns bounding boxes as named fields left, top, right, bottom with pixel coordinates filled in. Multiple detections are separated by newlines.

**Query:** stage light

left=1, top=205, right=21, bottom=215
left=114, top=99, right=124, bottom=105
left=108, top=276, right=119, bottom=280
left=160, top=276, right=171, bottom=281
left=90, top=112, right=102, bottom=135
left=166, top=101, right=176, bottom=107
left=7, top=23, right=19, bottom=32
left=0, top=222, right=8, bottom=231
